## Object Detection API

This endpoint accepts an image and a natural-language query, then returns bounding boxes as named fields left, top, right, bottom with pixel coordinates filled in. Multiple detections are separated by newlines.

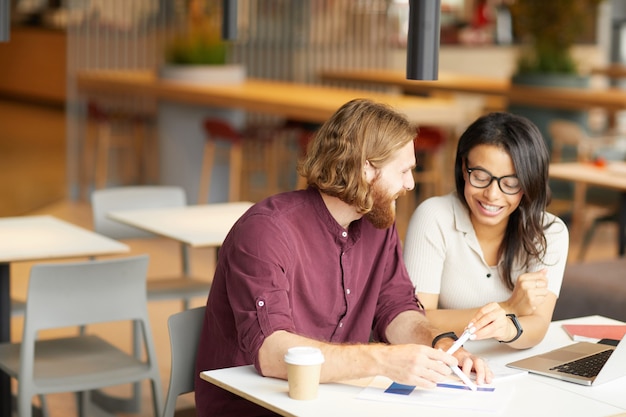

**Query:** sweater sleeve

left=403, top=196, right=452, bottom=294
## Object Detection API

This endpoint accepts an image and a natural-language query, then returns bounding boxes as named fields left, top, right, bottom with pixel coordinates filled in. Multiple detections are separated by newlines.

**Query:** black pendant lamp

left=406, top=0, right=441, bottom=80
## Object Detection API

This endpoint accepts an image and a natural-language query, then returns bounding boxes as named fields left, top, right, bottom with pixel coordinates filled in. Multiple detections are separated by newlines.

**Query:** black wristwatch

left=432, top=331, right=458, bottom=348
left=499, top=313, right=523, bottom=343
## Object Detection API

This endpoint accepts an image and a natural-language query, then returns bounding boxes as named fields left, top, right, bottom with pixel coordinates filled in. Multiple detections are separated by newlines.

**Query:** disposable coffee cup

left=284, top=346, right=325, bottom=400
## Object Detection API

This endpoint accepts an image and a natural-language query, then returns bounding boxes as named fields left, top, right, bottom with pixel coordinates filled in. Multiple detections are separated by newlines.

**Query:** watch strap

left=499, top=313, right=524, bottom=343
left=431, top=331, right=458, bottom=348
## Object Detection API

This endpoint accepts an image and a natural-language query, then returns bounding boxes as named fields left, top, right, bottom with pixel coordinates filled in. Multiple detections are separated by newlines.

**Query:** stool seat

left=199, top=118, right=300, bottom=203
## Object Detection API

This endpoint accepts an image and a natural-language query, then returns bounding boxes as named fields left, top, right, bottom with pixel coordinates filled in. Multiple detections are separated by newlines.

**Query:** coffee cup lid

left=284, top=346, right=325, bottom=365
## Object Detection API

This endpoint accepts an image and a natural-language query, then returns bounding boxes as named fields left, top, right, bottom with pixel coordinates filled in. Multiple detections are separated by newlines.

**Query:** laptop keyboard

left=550, top=349, right=613, bottom=378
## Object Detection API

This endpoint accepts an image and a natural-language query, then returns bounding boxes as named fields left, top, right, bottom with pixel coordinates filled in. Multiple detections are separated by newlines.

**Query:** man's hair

left=297, top=98, right=416, bottom=213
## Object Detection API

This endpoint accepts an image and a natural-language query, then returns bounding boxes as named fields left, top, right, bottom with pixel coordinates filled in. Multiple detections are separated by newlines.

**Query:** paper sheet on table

left=356, top=375, right=514, bottom=413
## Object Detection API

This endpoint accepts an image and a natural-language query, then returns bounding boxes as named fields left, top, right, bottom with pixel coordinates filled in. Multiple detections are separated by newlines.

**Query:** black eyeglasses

left=466, top=167, right=521, bottom=195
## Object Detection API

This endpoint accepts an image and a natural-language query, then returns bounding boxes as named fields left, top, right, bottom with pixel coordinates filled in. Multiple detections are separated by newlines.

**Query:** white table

left=107, top=202, right=253, bottom=279
left=0, top=215, right=129, bottom=416
left=549, top=162, right=626, bottom=256
left=201, top=316, right=626, bottom=417
left=107, top=202, right=253, bottom=248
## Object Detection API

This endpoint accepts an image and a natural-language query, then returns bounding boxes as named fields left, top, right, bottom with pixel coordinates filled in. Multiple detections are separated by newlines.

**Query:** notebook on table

left=506, top=336, right=626, bottom=386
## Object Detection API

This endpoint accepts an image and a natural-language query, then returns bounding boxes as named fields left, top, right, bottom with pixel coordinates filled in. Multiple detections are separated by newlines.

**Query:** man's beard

left=365, top=180, right=402, bottom=229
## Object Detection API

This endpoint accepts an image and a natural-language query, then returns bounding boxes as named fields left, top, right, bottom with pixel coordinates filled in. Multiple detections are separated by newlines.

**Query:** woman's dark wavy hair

left=298, top=98, right=416, bottom=214
left=454, top=112, right=553, bottom=290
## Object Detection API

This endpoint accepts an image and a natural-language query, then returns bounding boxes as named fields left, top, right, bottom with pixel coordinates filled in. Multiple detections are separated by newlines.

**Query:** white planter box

left=158, top=64, right=246, bottom=85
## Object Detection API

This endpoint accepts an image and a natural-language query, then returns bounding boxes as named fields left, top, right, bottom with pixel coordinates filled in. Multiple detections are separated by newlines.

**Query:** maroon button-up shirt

left=195, top=187, right=422, bottom=417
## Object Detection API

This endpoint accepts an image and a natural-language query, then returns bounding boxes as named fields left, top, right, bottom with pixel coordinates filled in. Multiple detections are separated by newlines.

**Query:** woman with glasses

left=403, top=112, right=569, bottom=349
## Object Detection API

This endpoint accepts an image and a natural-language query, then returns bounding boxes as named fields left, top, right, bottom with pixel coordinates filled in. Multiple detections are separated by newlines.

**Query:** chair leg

left=18, top=389, right=34, bottom=417
left=198, top=140, right=216, bottom=204
left=577, top=214, right=615, bottom=261
left=229, top=141, right=243, bottom=202
left=181, top=243, right=192, bottom=311
left=94, top=122, right=112, bottom=190
left=88, top=321, right=143, bottom=414
left=132, top=121, right=146, bottom=184
left=76, top=390, right=88, bottom=417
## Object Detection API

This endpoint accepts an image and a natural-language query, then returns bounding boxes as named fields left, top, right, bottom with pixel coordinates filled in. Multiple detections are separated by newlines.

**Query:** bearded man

left=194, top=98, right=491, bottom=417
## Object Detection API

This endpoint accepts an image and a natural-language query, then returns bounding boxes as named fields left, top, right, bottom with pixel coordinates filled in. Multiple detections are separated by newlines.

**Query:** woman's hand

left=502, top=269, right=549, bottom=316
left=467, top=302, right=515, bottom=342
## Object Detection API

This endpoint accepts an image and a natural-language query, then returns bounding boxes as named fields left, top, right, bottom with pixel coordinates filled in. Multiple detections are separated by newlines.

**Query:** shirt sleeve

left=223, top=213, right=296, bottom=368
left=403, top=197, right=450, bottom=295
left=371, top=225, right=424, bottom=343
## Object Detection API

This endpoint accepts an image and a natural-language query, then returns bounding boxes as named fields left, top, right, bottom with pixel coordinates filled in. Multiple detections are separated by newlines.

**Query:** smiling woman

left=403, top=111, right=569, bottom=350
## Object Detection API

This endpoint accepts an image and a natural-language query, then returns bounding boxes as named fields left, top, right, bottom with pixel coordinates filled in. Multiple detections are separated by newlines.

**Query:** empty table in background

left=0, top=214, right=129, bottom=416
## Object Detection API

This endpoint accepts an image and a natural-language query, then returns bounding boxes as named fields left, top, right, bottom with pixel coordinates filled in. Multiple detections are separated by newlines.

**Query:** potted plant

left=159, top=0, right=245, bottom=85
left=508, top=0, right=611, bottom=211
left=506, top=0, right=606, bottom=148
left=509, top=0, right=605, bottom=78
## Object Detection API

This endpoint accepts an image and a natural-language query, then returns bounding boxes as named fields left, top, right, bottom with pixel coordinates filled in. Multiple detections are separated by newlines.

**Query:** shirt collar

left=451, top=192, right=473, bottom=235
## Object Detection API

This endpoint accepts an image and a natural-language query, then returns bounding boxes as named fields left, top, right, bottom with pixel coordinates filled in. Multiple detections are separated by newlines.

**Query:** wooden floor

left=1, top=97, right=621, bottom=416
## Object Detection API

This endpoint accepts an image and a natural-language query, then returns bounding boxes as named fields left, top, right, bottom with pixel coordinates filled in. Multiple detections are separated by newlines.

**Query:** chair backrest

left=162, top=306, right=205, bottom=417
left=23, top=255, right=150, bottom=334
left=19, top=255, right=162, bottom=414
left=548, top=119, right=593, bottom=162
left=91, top=186, right=187, bottom=240
left=20, top=256, right=155, bottom=375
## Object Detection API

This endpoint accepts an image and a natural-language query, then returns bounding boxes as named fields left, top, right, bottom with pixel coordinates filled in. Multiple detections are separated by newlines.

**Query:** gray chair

left=10, top=298, right=25, bottom=317
left=162, top=306, right=205, bottom=417
left=91, top=185, right=211, bottom=304
left=91, top=185, right=211, bottom=412
left=0, top=255, right=163, bottom=417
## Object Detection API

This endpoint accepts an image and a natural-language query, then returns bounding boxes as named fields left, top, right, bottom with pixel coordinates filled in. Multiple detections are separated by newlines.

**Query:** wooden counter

left=320, top=68, right=626, bottom=114
left=320, top=68, right=510, bottom=97
left=549, top=162, right=626, bottom=256
left=75, top=70, right=472, bottom=128
left=75, top=70, right=476, bottom=203
left=0, top=27, right=66, bottom=104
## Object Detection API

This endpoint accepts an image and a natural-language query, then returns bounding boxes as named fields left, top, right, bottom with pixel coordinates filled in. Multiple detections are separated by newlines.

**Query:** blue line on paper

left=385, top=382, right=416, bottom=395
left=437, top=383, right=495, bottom=392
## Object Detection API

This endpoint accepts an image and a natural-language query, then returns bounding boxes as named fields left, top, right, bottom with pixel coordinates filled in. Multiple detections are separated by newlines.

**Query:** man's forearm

left=385, top=310, right=441, bottom=346
left=258, top=330, right=387, bottom=382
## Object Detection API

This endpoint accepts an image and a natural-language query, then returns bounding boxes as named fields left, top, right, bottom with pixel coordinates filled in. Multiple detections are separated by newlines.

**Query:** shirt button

left=341, top=231, right=347, bottom=238
left=346, top=289, right=351, bottom=295
left=339, top=322, right=343, bottom=328
left=258, top=300, right=265, bottom=307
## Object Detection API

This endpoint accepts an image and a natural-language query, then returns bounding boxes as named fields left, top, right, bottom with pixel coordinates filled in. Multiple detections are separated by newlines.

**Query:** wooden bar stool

left=83, top=101, right=157, bottom=199
left=413, top=126, right=447, bottom=202
left=398, top=126, right=447, bottom=222
left=199, top=118, right=308, bottom=203
left=281, top=120, right=319, bottom=190
left=198, top=118, right=244, bottom=203
left=295, top=128, right=315, bottom=190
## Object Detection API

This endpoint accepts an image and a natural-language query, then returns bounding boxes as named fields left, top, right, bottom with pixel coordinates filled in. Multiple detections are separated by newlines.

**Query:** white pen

left=446, top=327, right=474, bottom=355
left=450, top=364, right=478, bottom=391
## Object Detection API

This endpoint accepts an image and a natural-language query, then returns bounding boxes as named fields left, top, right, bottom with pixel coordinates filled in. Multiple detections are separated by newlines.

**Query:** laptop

left=506, top=337, right=626, bottom=386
